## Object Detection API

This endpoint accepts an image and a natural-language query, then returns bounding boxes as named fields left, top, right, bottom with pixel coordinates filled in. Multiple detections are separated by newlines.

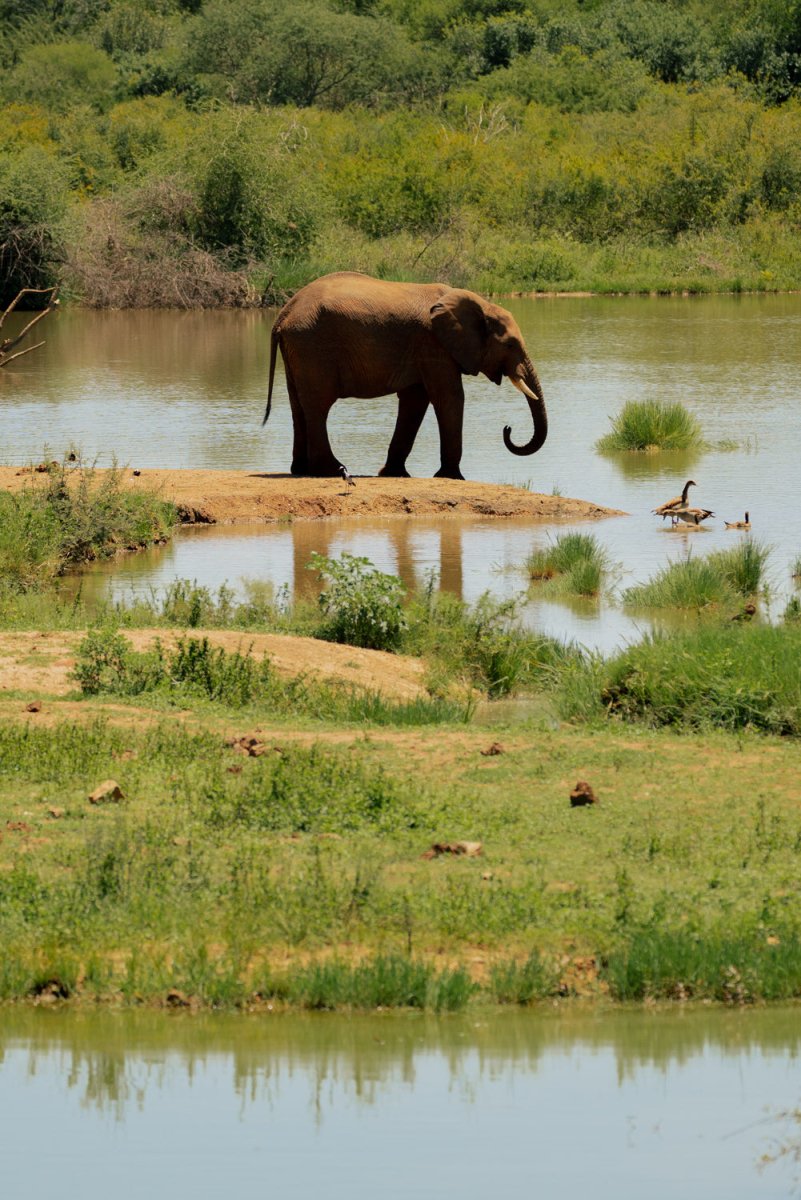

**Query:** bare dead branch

left=0, top=288, right=59, bottom=366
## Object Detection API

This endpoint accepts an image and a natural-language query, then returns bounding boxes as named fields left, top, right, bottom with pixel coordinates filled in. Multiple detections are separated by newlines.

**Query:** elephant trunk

left=503, top=359, right=548, bottom=456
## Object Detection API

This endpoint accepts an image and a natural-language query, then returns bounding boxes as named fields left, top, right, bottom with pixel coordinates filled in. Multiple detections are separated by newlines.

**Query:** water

left=2, top=1006, right=800, bottom=1197
left=2, top=295, right=799, bottom=651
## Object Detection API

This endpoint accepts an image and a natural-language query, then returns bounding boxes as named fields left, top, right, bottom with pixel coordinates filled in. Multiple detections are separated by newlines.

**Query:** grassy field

left=2, top=678, right=801, bottom=1009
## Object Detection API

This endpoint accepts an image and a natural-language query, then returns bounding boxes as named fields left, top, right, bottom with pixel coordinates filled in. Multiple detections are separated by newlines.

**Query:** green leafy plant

left=310, top=551, right=408, bottom=651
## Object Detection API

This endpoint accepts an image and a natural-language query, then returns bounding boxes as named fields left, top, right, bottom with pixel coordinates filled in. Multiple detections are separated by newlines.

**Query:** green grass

left=596, top=399, right=705, bottom=454
left=0, top=463, right=175, bottom=591
left=2, top=713, right=801, bottom=1008
left=526, top=531, right=608, bottom=597
left=623, top=541, right=769, bottom=610
left=596, top=623, right=801, bottom=735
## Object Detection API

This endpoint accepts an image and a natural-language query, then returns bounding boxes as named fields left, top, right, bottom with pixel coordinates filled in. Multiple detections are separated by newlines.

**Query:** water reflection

left=1, top=1008, right=800, bottom=1197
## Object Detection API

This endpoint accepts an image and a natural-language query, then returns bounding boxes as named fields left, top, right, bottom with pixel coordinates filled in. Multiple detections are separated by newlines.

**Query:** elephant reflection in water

left=291, top=522, right=464, bottom=602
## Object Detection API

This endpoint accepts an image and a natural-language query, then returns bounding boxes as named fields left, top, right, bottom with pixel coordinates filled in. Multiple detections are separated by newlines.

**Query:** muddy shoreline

left=0, top=467, right=625, bottom=526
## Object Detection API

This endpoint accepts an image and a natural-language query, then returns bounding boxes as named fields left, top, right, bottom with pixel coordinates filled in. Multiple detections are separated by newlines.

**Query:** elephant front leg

left=379, top=384, right=430, bottom=477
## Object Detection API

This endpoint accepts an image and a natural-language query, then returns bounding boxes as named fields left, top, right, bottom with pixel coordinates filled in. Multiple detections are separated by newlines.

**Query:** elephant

left=262, top=271, right=547, bottom=480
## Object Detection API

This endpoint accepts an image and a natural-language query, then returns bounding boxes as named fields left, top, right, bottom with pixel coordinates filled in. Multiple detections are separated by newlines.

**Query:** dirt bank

left=0, top=629, right=428, bottom=702
left=0, top=467, right=625, bottom=526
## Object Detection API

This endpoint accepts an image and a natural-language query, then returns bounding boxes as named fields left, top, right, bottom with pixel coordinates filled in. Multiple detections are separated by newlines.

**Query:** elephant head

left=429, top=290, right=548, bottom=456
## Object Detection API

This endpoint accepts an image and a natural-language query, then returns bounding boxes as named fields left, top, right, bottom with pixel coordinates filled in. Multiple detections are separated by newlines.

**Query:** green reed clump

left=0, top=463, right=175, bottom=591
left=623, top=556, right=733, bottom=609
left=256, top=956, right=475, bottom=1012
left=596, top=399, right=704, bottom=453
left=624, top=541, right=768, bottom=610
left=526, top=531, right=608, bottom=597
left=599, top=623, right=801, bottom=734
left=603, top=923, right=801, bottom=1002
left=488, top=950, right=557, bottom=1004
left=708, top=539, right=770, bottom=596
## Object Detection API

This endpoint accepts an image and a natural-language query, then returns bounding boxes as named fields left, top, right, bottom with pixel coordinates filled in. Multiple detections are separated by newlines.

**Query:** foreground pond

left=2, top=295, right=800, bottom=651
left=2, top=1006, right=800, bottom=1197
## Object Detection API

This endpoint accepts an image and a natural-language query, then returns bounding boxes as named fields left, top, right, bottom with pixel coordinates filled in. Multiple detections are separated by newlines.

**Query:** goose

left=671, top=506, right=714, bottom=528
left=653, top=479, right=696, bottom=524
left=725, top=512, right=750, bottom=530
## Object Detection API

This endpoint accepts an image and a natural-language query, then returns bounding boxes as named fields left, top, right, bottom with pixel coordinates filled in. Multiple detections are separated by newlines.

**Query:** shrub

left=596, top=399, right=704, bottom=453
left=3, top=42, right=118, bottom=113
left=310, top=551, right=408, bottom=651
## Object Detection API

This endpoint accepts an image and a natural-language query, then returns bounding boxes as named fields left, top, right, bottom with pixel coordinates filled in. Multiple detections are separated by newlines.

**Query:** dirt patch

left=0, top=629, right=428, bottom=701
left=0, top=467, right=625, bottom=526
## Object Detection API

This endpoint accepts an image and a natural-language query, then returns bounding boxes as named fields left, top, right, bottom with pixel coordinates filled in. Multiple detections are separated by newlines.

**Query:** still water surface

left=2, top=296, right=799, bottom=651
left=2, top=1006, right=800, bottom=1197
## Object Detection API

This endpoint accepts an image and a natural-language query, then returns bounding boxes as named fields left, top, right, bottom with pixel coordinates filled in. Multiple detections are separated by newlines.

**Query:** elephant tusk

left=510, top=375, right=539, bottom=403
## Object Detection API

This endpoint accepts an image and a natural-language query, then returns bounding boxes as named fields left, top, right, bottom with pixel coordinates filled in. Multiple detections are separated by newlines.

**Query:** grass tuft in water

left=596, top=399, right=704, bottom=453
left=624, top=541, right=769, bottom=610
left=526, top=532, right=608, bottom=597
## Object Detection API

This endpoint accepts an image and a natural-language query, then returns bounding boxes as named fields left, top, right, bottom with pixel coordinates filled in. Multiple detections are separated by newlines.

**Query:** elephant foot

left=290, top=461, right=308, bottom=477
left=434, top=467, right=465, bottom=481
left=378, top=463, right=411, bottom=478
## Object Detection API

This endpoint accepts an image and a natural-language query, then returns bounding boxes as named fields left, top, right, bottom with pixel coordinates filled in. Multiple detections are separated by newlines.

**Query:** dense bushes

left=3, top=1, right=801, bottom=302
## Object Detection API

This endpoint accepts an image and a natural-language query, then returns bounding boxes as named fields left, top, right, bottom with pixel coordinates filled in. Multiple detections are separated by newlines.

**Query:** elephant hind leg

left=379, top=384, right=430, bottom=478
left=286, top=372, right=308, bottom=476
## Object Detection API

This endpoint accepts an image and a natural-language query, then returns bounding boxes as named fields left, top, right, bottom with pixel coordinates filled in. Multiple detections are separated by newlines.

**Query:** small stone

left=47, top=807, right=65, bottom=820
left=6, top=820, right=30, bottom=833
left=88, top=779, right=124, bottom=805
left=570, top=780, right=599, bottom=807
left=24, top=700, right=42, bottom=713
left=480, top=742, right=505, bottom=756
left=132, top=469, right=141, bottom=477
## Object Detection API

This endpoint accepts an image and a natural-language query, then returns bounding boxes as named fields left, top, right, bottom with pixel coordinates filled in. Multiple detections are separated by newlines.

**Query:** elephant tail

left=263, top=325, right=280, bottom=426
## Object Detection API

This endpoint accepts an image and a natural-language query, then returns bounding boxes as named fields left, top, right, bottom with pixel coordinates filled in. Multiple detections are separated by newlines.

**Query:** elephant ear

left=430, top=291, right=487, bottom=376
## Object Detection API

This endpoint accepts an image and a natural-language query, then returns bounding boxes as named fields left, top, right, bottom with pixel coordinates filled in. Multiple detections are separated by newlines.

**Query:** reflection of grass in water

left=624, top=541, right=769, bottom=609
left=526, top=531, right=608, bottom=597
left=596, top=398, right=704, bottom=453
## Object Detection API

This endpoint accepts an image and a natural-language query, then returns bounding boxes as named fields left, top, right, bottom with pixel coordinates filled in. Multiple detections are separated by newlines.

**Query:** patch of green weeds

left=623, top=540, right=769, bottom=609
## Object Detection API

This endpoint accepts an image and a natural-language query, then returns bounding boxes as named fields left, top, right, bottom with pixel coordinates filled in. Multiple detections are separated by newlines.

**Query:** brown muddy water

left=2, top=1006, right=801, bottom=1197
left=1, top=295, right=800, bottom=652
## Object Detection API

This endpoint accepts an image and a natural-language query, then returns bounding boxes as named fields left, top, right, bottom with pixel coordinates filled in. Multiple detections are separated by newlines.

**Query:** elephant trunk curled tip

left=503, top=364, right=547, bottom=456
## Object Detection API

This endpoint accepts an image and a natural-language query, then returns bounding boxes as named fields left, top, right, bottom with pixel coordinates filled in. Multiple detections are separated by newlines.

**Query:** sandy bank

left=0, top=629, right=428, bottom=703
left=0, top=467, right=625, bottom=525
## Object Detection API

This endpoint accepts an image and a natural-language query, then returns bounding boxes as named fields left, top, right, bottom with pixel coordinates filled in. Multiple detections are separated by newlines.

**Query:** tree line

left=2, top=0, right=801, bottom=305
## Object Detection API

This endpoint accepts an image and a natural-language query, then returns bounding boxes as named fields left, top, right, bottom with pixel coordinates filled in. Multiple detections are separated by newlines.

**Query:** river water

left=1, top=295, right=799, bottom=651
left=2, top=1006, right=800, bottom=1197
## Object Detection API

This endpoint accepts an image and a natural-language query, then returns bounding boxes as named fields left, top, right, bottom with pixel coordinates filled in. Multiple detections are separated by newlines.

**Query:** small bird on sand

left=671, top=506, right=714, bottom=528
left=339, top=464, right=356, bottom=488
left=725, top=512, right=750, bottom=530
left=653, top=479, right=697, bottom=525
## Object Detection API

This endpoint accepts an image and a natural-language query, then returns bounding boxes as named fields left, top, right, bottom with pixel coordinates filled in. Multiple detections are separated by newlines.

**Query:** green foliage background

left=2, top=0, right=801, bottom=304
